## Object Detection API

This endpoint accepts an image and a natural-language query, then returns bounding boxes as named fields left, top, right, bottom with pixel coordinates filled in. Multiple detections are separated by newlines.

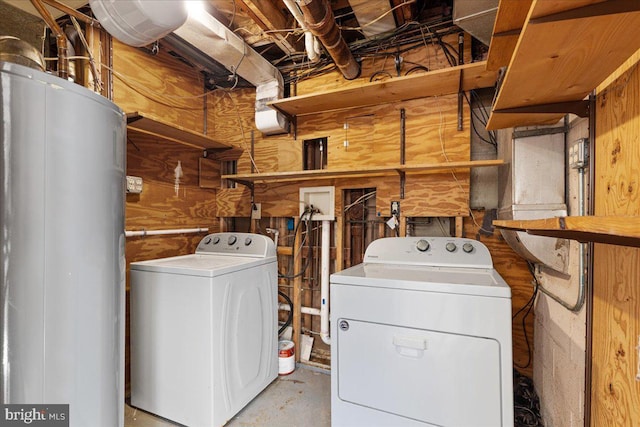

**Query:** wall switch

left=251, top=203, right=262, bottom=220
left=126, top=176, right=143, bottom=194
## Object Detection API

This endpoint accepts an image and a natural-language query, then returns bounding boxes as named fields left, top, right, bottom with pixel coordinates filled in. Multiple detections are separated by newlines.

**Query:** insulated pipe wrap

left=298, top=0, right=360, bottom=80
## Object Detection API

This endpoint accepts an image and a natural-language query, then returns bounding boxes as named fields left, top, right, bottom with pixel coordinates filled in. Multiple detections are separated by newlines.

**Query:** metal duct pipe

left=30, top=0, right=68, bottom=79
left=298, top=0, right=360, bottom=80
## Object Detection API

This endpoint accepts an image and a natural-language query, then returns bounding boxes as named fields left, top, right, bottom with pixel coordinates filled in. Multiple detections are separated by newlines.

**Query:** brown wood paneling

left=465, top=210, right=535, bottom=378
left=112, top=40, right=205, bottom=133
left=591, top=60, right=640, bottom=426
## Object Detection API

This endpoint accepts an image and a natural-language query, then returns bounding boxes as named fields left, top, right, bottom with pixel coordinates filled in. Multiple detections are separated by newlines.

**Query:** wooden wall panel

left=465, top=210, right=535, bottom=378
left=112, top=40, right=205, bottom=132
left=294, top=33, right=471, bottom=95
left=592, top=60, right=640, bottom=426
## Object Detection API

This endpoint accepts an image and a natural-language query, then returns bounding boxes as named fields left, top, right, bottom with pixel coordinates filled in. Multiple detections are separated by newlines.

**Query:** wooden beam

left=238, top=0, right=300, bottom=55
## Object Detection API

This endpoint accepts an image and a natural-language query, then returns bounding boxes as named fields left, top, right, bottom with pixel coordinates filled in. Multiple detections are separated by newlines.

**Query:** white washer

left=130, top=232, right=278, bottom=427
left=330, top=237, right=513, bottom=427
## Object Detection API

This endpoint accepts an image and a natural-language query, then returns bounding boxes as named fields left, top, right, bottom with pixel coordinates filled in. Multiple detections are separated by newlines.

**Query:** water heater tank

left=0, top=61, right=126, bottom=427
left=90, top=0, right=188, bottom=47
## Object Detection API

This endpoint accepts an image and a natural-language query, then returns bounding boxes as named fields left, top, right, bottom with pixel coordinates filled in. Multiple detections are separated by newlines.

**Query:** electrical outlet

left=126, top=176, right=143, bottom=194
left=391, top=201, right=400, bottom=216
left=569, top=138, right=589, bottom=169
left=251, top=203, right=261, bottom=220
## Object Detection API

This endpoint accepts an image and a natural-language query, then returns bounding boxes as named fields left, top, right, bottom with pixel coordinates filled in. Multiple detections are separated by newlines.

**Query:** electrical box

left=569, top=138, right=589, bottom=169
left=126, top=176, right=143, bottom=194
left=299, top=186, right=335, bottom=221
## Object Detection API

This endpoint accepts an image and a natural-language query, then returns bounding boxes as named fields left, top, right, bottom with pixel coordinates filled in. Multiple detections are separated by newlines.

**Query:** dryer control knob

left=244, top=237, right=252, bottom=246
left=227, top=235, right=237, bottom=245
left=212, top=236, right=220, bottom=244
left=462, top=242, right=474, bottom=253
left=416, top=239, right=430, bottom=252
left=204, top=237, right=212, bottom=245
left=445, top=242, right=457, bottom=252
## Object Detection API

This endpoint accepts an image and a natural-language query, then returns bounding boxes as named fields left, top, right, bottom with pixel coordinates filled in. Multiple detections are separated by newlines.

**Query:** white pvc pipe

left=279, top=303, right=320, bottom=316
left=125, top=227, right=209, bottom=238
left=283, top=0, right=319, bottom=62
left=320, top=219, right=331, bottom=344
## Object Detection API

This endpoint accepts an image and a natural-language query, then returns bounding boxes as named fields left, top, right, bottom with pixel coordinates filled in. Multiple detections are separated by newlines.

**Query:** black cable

left=513, top=262, right=540, bottom=370
left=277, top=290, right=293, bottom=335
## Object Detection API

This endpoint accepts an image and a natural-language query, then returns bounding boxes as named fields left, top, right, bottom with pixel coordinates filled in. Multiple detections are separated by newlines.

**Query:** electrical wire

left=513, top=262, right=540, bottom=370
left=277, top=290, right=293, bottom=335
left=279, top=209, right=314, bottom=280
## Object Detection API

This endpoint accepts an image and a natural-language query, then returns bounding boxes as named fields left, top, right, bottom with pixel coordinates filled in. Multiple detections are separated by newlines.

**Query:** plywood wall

left=591, top=59, right=640, bottom=426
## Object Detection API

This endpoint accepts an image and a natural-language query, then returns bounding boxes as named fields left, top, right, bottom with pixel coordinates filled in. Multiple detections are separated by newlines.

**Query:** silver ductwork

left=173, top=8, right=288, bottom=135
left=90, top=0, right=288, bottom=135
left=453, top=0, right=498, bottom=46
left=497, top=127, right=569, bottom=273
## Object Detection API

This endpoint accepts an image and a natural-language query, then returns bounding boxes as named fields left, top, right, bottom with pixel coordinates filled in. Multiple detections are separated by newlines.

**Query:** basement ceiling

left=1, top=0, right=488, bottom=87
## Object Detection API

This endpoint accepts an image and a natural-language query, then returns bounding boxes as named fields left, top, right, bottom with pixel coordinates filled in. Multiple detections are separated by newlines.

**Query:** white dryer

left=130, top=232, right=277, bottom=427
left=330, top=237, right=513, bottom=427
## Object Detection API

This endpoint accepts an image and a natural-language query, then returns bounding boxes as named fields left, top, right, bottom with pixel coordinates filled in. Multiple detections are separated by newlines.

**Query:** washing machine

left=330, top=236, right=513, bottom=427
left=130, top=232, right=278, bottom=427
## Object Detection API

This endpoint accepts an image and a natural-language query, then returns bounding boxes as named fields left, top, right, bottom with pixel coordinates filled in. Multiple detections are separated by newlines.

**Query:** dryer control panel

left=196, top=232, right=276, bottom=258
left=363, top=236, right=493, bottom=269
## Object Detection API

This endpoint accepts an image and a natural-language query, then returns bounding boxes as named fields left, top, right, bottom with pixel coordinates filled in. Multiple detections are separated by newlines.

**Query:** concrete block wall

left=533, top=117, right=588, bottom=426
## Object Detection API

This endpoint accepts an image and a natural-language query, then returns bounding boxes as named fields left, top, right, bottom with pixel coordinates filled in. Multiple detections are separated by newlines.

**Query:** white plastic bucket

left=278, top=340, right=295, bottom=375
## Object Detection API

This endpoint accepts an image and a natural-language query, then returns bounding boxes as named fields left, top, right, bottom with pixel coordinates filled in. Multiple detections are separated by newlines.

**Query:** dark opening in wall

left=303, top=137, right=328, bottom=170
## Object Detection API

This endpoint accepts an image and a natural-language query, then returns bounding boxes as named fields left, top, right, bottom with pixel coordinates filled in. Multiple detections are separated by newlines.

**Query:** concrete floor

left=124, top=364, right=331, bottom=427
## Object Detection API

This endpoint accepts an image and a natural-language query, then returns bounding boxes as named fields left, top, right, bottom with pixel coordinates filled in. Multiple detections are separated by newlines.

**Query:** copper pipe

left=298, top=0, right=360, bottom=80
left=30, top=0, right=69, bottom=79
left=40, top=0, right=98, bottom=26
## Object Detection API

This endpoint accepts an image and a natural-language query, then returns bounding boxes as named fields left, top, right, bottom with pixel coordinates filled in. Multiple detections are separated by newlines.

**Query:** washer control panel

left=364, top=236, right=492, bottom=269
left=196, top=232, right=276, bottom=257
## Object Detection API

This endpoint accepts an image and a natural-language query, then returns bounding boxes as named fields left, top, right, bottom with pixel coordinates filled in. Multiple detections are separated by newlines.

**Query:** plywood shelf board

left=493, top=216, right=640, bottom=248
left=222, top=159, right=504, bottom=183
left=487, top=1, right=640, bottom=130
left=486, top=0, right=533, bottom=71
left=127, top=112, right=231, bottom=150
left=268, top=61, right=497, bottom=117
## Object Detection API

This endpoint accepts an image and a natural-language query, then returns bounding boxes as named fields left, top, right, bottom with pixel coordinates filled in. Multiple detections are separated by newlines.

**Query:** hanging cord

left=277, top=290, right=293, bottom=335
left=513, top=262, right=540, bottom=370
left=278, top=208, right=314, bottom=280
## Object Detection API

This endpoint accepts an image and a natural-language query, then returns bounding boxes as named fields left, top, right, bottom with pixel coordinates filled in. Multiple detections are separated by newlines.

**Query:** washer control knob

left=462, top=242, right=474, bottom=253
left=227, top=235, right=237, bottom=245
left=244, top=237, right=252, bottom=246
left=339, top=320, right=349, bottom=331
left=212, top=236, right=220, bottom=244
left=204, top=237, right=212, bottom=245
left=445, top=242, right=457, bottom=252
left=416, top=239, right=430, bottom=252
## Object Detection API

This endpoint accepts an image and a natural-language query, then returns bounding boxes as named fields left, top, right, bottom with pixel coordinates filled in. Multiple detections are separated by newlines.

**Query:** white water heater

left=0, top=61, right=126, bottom=427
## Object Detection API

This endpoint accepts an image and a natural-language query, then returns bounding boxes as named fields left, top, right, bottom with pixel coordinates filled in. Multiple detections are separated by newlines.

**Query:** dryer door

left=335, top=319, right=503, bottom=426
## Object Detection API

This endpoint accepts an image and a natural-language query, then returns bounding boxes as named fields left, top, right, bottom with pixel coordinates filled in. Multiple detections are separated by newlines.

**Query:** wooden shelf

left=268, top=61, right=497, bottom=117
left=222, top=159, right=504, bottom=184
left=487, top=1, right=640, bottom=130
left=493, top=216, right=640, bottom=248
left=486, top=0, right=532, bottom=71
left=126, top=112, right=231, bottom=150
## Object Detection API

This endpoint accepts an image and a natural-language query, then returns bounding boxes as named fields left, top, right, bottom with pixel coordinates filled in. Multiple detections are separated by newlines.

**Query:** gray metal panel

left=1, top=62, right=125, bottom=427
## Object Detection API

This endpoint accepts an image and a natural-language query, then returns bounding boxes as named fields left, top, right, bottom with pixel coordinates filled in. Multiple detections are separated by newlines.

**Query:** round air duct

left=89, top=0, right=188, bottom=47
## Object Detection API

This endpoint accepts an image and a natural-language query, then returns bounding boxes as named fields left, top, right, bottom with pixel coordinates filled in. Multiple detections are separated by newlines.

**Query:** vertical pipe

left=457, top=33, right=464, bottom=131
left=30, top=0, right=68, bottom=79
left=319, top=220, right=331, bottom=345
left=292, top=218, right=304, bottom=360
left=298, top=0, right=360, bottom=80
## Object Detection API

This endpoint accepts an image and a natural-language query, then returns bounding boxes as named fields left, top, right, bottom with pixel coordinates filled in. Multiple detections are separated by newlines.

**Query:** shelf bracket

left=227, top=177, right=254, bottom=191
left=494, top=100, right=589, bottom=117
left=530, top=0, right=640, bottom=24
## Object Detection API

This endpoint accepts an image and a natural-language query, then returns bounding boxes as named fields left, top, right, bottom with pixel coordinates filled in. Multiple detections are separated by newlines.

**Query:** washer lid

left=130, top=253, right=275, bottom=277
left=330, top=263, right=511, bottom=298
